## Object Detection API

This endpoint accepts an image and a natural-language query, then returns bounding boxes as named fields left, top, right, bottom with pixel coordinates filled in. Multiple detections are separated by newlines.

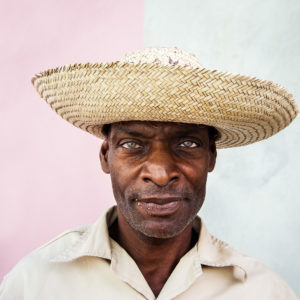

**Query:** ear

left=100, top=140, right=110, bottom=174
left=208, top=141, right=217, bottom=172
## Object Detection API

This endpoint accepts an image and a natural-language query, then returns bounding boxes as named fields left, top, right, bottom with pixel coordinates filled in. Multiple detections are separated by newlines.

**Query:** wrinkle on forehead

left=112, top=121, right=207, bottom=129
left=109, top=121, right=210, bottom=140
left=111, top=121, right=207, bottom=133
left=102, top=121, right=219, bottom=142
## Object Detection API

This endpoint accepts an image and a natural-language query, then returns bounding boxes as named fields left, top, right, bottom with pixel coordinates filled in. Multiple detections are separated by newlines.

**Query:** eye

left=121, top=141, right=141, bottom=149
left=179, top=140, right=198, bottom=148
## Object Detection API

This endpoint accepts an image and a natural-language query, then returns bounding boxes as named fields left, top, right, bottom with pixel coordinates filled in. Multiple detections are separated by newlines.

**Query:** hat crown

left=120, top=47, right=203, bottom=69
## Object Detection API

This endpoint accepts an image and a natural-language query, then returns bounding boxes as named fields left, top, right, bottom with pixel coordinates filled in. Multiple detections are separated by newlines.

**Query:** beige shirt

left=0, top=206, right=298, bottom=300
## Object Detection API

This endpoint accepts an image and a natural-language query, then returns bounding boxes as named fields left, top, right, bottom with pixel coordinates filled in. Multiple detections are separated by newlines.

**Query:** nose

left=141, top=146, right=180, bottom=187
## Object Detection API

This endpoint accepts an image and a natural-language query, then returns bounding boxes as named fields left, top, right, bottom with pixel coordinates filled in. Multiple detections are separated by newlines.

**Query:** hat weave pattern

left=32, top=47, right=298, bottom=148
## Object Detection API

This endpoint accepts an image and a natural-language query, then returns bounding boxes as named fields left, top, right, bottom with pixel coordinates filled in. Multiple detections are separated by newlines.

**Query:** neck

left=110, top=207, right=197, bottom=297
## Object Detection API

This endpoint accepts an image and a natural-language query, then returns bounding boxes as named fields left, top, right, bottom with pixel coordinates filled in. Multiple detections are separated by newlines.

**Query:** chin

left=133, top=219, right=191, bottom=239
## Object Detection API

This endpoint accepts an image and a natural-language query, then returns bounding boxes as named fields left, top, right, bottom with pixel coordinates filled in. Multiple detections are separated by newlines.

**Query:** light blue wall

left=145, top=0, right=300, bottom=294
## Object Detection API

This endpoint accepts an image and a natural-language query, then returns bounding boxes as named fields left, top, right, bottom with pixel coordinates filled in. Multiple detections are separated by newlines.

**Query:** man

left=0, top=47, right=298, bottom=299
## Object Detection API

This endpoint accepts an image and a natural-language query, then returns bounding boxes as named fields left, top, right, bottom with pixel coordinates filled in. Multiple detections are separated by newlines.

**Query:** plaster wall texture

left=145, top=0, right=300, bottom=294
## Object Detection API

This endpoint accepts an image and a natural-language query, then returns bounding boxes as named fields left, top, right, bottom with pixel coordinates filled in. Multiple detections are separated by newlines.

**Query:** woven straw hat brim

left=32, top=62, right=298, bottom=148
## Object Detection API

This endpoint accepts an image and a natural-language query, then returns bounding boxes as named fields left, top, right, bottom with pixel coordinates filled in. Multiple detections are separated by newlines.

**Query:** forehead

left=109, top=121, right=209, bottom=138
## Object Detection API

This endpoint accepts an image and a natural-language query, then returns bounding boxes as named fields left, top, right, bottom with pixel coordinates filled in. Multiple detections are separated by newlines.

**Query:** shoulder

left=32, top=224, right=89, bottom=260
left=194, top=219, right=299, bottom=299
left=226, top=244, right=298, bottom=299
left=0, top=225, right=89, bottom=299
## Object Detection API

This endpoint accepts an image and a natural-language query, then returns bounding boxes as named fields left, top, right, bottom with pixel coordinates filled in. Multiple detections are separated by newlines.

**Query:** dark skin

left=100, top=121, right=217, bottom=297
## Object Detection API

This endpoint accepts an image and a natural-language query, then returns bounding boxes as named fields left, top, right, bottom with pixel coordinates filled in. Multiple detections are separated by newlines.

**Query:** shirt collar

left=194, top=217, right=248, bottom=281
left=51, top=206, right=116, bottom=262
left=51, top=205, right=248, bottom=282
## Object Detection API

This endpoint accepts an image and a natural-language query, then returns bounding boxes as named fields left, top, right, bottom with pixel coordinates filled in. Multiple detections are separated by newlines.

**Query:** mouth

left=135, top=197, right=184, bottom=217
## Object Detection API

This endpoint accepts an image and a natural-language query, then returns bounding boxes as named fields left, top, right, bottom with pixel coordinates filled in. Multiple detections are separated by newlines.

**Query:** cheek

left=108, top=157, right=140, bottom=201
left=180, top=161, right=209, bottom=186
left=108, top=157, right=125, bottom=197
left=110, top=167, right=126, bottom=196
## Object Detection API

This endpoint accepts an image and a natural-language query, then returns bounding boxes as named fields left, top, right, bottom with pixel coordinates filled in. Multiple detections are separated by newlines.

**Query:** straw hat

left=32, top=47, right=298, bottom=148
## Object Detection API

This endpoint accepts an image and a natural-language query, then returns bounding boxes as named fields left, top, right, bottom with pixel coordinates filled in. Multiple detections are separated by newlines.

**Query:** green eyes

left=121, top=140, right=198, bottom=149
left=121, top=141, right=141, bottom=149
left=180, top=141, right=198, bottom=148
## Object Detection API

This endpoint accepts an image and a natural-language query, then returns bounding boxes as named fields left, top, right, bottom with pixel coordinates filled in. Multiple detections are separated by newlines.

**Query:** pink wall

left=0, top=0, right=143, bottom=278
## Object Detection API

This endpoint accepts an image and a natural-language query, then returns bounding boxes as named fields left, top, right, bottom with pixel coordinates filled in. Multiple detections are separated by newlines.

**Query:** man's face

left=100, top=121, right=216, bottom=239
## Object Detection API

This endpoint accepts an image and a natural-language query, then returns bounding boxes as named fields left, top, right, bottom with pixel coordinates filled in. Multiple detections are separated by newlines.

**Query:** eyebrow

left=171, top=129, right=207, bottom=136
left=112, top=126, right=150, bottom=139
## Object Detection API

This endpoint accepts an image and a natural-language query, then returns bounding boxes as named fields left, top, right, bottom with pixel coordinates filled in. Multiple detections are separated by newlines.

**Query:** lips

left=135, top=197, right=183, bottom=216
